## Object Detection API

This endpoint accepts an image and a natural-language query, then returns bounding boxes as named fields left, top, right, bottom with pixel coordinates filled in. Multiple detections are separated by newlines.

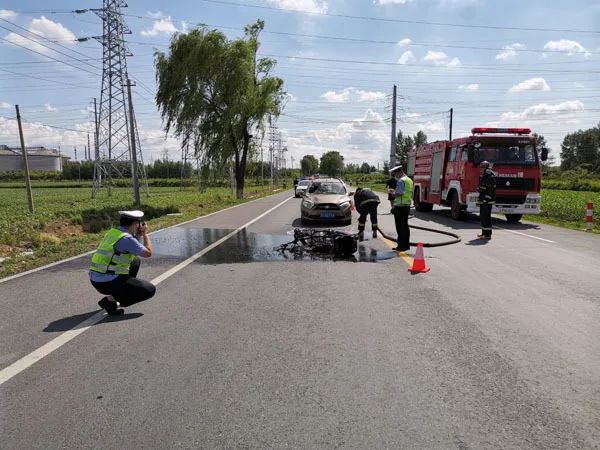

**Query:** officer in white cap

left=89, top=210, right=156, bottom=315
left=388, top=165, right=414, bottom=252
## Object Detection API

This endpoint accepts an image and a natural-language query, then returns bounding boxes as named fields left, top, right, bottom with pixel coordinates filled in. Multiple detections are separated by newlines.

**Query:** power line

left=196, top=0, right=600, bottom=34
left=0, top=37, right=101, bottom=76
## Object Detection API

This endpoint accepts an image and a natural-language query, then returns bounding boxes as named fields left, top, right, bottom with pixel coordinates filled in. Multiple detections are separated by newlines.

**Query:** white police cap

left=118, top=210, right=144, bottom=219
left=389, top=165, right=403, bottom=174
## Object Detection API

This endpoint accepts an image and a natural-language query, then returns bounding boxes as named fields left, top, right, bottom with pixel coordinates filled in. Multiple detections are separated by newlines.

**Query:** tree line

left=560, top=122, right=600, bottom=172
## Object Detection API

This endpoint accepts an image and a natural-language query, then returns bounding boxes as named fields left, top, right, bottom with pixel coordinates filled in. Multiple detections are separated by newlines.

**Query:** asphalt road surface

left=1, top=190, right=599, bottom=449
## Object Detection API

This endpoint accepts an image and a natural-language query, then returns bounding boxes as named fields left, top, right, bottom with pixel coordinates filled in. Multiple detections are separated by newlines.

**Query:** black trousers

left=91, top=257, right=156, bottom=307
left=358, top=203, right=378, bottom=231
left=393, top=205, right=411, bottom=250
left=480, top=203, right=493, bottom=237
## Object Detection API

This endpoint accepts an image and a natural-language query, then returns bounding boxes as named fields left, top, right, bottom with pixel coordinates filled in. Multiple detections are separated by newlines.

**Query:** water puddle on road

left=151, top=227, right=396, bottom=264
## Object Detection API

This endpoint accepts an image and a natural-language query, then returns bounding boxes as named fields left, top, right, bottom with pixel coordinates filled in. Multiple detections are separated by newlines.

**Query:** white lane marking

left=0, top=196, right=293, bottom=386
left=0, top=191, right=289, bottom=285
left=494, top=226, right=556, bottom=243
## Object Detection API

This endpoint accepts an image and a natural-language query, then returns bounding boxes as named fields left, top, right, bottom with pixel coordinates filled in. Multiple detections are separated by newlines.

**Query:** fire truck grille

left=496, top=177, right=535, bottom=190
left=495, top=195, right=526, bottom=205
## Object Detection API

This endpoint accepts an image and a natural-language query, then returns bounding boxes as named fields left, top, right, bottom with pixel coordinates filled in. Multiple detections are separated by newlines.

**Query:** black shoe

left=392, top=246, right=410, bottom=252
left=98, top=297, right=124, bottom=316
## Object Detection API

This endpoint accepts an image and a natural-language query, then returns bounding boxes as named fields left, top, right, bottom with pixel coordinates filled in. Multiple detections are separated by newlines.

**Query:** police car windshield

left=475, top=144, right=537, bottom=166
left=309, top=182, right=346, bottom=194
left=298, top=180, right=311, bottom=187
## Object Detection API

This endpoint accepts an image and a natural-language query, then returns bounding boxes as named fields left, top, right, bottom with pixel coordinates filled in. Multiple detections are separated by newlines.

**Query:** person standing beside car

left=389, top=166, right=413, bottom=252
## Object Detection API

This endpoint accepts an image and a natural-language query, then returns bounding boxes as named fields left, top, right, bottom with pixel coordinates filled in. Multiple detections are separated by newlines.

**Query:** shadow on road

left=44, top=311, right=143, bottom=332
left=412, top=209, right=541, bottom=232
left=465, top=238, right=491, bottom=246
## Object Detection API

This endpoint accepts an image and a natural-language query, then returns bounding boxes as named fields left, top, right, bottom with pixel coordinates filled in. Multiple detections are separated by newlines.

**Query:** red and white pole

left=586, top=202, right=593, bottom=231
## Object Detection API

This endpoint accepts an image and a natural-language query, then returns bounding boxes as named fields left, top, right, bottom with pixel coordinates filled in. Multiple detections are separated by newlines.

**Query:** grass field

left=0, top=181, right=286, bottom=278
left=524, top=189, right=599, bottom=232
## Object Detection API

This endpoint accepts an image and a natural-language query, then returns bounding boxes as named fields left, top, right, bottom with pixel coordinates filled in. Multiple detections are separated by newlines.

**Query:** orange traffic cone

left=408, top=242, right=430, bottom=273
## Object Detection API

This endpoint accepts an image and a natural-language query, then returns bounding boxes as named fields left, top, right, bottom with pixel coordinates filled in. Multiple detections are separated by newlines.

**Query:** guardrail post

left=586, top=202, right=593, bottom=231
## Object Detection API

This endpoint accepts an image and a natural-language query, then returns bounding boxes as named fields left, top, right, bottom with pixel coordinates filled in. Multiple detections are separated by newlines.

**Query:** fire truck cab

left=407, top=128, right=548, bottom=223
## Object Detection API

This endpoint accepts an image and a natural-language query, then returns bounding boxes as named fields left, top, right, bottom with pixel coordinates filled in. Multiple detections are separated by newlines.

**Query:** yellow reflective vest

left=394, top=176, right=414, bottom=206
left=89, top=228, right=136, bottom=275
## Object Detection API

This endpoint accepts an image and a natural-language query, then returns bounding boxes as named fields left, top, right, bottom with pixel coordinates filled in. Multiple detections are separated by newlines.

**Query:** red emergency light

left=471, top=127, right=531, bottom=135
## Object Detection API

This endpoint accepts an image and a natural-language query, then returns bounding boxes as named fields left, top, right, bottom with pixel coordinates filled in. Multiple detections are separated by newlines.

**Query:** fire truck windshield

left=475, top=143, right=537, bottom=166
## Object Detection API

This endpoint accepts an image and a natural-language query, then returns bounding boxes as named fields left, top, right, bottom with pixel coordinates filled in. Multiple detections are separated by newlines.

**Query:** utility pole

left=126, top=79, right=141, bottom=206
left=87, top=132, right=91, bottom=161
left=15, top=105, right=34, bottom=213
left=92, top=97, right=102, bottom=197
left=74, top=147, right=78, bottom=161
left=390, top=84, right=397, bottom=168
left=449, top=108, right=454, bottom=141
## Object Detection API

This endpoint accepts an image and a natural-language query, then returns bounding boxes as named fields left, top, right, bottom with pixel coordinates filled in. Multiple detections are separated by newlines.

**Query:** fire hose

left=378, top=214, right=462, bottom=248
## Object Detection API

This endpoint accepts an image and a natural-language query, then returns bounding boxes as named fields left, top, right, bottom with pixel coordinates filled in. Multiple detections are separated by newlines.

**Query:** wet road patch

left=149, top=227, right=396, bottom=264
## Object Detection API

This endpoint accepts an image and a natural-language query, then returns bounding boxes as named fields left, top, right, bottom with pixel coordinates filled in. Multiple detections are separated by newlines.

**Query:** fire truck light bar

left=471, top=127, right=531, bottom=135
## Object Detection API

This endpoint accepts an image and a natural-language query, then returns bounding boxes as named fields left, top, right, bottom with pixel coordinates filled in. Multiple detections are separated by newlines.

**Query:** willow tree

left=155, top=20, right=285, bottom=198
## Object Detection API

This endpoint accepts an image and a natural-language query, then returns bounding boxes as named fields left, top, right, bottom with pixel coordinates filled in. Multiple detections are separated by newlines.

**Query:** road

left=1, top=190, right=599, bottom=449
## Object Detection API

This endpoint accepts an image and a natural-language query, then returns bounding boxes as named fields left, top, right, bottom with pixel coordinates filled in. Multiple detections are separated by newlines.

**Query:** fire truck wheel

left=413, top=188, right=433, bottom=212
left=450, top=192, right=466, bottom=220
left=505, top=214, right=522, bottom=223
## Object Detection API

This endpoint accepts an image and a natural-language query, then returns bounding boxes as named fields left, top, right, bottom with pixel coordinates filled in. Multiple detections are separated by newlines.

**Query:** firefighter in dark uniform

left=353, top=187, right=380, bottom=241
left=477, top=161, right=496, bottom=240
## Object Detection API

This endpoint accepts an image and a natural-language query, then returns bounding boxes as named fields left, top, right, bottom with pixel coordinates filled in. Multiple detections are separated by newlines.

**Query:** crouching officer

left=389, top=165, right=414, bottom=252
left=89, top=210, right=156, bottom=315
left=354, top=187, right=380, bottom=241
left=477, top=161, right=496, bottom=240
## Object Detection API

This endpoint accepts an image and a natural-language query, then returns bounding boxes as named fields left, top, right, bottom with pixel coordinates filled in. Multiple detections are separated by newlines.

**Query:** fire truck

left=406, top=127, right=548, bottom=223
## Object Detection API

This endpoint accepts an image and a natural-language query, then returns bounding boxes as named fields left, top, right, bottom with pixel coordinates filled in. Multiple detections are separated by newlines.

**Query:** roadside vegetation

left=0, top=180, right=287, bottom=278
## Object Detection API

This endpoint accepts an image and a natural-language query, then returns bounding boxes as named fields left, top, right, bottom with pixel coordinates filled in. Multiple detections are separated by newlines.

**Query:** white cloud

left=44, top=103, right=57, bottom=112
left=508, top=77, right=551, bottom=93
left=321, top=89, right=352, bottom=103
left=0, top=9, right=18, bottom=19
left=446, top=57, right=462, bottom=67
left=268, top=0, right=328, bottom=14
left=500, top=100, right=585, bottom=122
left=423, top=50, right=461, bottom=67
left=397, top=50, right=416, bottom=64
left=5, top=16, right=76, bottom=55
left=495, top=43, right=526, bottom=60
left=147, top=11, right=165, bottom=19
left=544, top=39, right=591, bottom=57
left=375, top=0, right=411, bottom=4
left=459, top=83, right=479, bottom=91
left=285, top=93, right=298, bottom=102
left=355, top=89, right=386, bottom=102
left=397, top=38, right=411, bottom=47
left=180, top=21, right=189, bottom=33
left=0, top=101, right=11, bottom=109
left=141, top=17, right=178, bottom=37
left=320, top=88, right=385, bottom=103
left=423, top=50, right=448, bottom=63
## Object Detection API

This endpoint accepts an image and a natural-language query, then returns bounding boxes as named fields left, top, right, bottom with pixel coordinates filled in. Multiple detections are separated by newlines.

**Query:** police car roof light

left=471, top=127, right=531, bottom=135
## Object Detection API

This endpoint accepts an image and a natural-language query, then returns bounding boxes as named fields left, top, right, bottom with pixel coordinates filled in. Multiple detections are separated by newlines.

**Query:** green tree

left=300, top=154, right=319, bottom=175
left=360, top=162, right=371, bottom=173
left=560, top=123, right=600, bottom=171
left=382, top=161, right=389, bottom=173
left=413, top=130, right=428, bottom=148
left=155, top=20, right=285, bottom=198
left=319, top=151, right=344, bottom=177
left=395, top=131, right=413, bottom=167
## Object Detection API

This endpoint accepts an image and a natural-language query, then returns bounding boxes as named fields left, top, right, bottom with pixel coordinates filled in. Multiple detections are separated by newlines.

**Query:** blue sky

left=0, top=0, right=598, bottom=166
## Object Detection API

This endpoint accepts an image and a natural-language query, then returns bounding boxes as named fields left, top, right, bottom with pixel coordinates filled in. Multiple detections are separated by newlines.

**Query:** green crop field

left=525, top=189, right=599, bottom=232
left=0, top=181, right=285, bottom=277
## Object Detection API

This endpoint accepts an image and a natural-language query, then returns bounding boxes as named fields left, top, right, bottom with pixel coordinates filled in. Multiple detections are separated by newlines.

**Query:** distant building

left=0, top=145, right=70, bottom=172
